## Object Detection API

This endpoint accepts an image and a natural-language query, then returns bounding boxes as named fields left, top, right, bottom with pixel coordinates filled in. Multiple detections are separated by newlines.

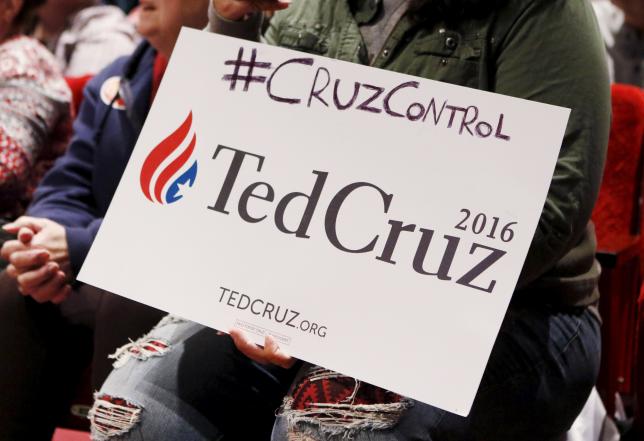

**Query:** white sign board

left=79, top=28, right=569, bottom=416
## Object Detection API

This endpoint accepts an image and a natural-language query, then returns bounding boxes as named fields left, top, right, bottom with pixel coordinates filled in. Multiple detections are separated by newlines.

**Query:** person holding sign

left=89, top=0, right=610, bottom=440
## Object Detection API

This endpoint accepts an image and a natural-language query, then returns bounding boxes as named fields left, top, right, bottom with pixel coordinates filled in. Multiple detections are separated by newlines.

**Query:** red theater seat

left=592, top=84, right=644, bottom=415
left=52, top=428, right=90, bottom=441
left=635, top=286, right=644, bottom=436
left=64, top=75, right=93, bottom=117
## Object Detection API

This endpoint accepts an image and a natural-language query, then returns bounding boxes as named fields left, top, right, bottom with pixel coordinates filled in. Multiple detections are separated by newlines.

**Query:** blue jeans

left=91, top=303, right=601, bottom=441
left=90, top=315, right=298, bottom=441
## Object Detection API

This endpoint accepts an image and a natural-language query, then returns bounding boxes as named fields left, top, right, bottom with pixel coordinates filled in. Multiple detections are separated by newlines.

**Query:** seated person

left=90, top=0, right=611, bottom=440
left=0, top=0, right=71, bottom=255
left=0, top=1, right=209, bottom=439
left=35, top=0, right=139, bottom=76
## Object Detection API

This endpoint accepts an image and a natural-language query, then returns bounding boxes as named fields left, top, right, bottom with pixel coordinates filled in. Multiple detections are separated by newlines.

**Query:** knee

left=109, top=335, right=171, bottom=369
left=89, top=316, right=187, bottom=440
left=89, top=393, right=143, bottom=441
left=276, top=366, right=413, bottom=439
left=89, top=337, right=156, bottom=441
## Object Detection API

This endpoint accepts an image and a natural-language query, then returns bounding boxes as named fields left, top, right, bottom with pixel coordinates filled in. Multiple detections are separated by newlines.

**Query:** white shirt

left=54, top=5, right=140, bottom=77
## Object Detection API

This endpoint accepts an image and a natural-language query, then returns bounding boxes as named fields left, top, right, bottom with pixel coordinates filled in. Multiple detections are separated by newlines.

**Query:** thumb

left=17, top=227, right=34, bottom=245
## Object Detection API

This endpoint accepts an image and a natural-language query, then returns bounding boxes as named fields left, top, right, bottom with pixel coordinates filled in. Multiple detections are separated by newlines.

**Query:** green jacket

left=215, top=0, right=611, bottom=305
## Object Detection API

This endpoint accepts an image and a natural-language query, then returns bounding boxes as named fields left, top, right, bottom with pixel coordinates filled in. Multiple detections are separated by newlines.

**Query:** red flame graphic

left=140, top=112, right=197, bottom=203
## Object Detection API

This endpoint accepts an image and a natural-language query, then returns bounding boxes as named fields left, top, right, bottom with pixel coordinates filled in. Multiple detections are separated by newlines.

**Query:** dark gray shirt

left=207, top=0, right=413, bottom=64
left=359, top=0, right=411, bottom=62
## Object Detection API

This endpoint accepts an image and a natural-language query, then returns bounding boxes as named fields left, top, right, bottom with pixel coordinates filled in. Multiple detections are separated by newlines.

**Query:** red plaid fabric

left=290, top=366, right=404, bottom=410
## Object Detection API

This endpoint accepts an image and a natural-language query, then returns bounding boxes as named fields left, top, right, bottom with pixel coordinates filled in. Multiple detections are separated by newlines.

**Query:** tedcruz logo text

left=140, top=112, right=198, bottom=204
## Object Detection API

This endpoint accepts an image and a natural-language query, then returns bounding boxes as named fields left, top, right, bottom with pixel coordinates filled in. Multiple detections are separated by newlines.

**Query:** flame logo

left=140, top=112, right=198, bottom=204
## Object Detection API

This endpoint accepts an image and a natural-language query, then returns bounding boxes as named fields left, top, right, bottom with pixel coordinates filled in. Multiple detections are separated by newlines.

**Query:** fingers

left=17, top=227, right=34, bottom=244
left=51, top=285, right=72, bottom=305
left=5, top=264, right=18, bottom=279
left=263, top=335, right=295, bottom=368
left=229, top=328, right=262, bottom=360
left=9, top=249, right=50, bottom=272
left=253, top=0, right=290, bottom=11
left=4, top=249, right=50, bottom=280
left=16, top=262, right=59, bottom=290
left=24, top=271, right=69, bottom=304
left=11, top=262, right=71, bottom=304
left=0, top=239, right=29, bottom=262
left=216, top=0, right=290, bottom=20
left=2, top=223, right=21, bottom=235
left=1, top=217, right=46, bottom=261
left=229, top=328, right=295, bottom=369
left=2, top=216, right=45, bottom=235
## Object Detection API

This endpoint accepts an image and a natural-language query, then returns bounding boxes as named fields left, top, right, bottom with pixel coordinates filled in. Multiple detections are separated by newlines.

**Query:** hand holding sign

left=212, top=0, right=290, bottom=21
left=229, top=328, right=297, bottom=369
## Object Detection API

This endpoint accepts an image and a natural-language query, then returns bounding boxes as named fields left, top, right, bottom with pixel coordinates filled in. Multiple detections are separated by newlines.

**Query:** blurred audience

left=35, top=0, right=138, bottom=76
left=593, top=0, right=644, bottom=87
left=0, top=0, right=71, bottom=222
left=0, top=0, right=208, bottom=439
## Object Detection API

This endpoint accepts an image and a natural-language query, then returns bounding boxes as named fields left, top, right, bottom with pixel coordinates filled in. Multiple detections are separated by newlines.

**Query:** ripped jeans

left=0, top=272, right=166, bottom=441
left=92, top=303, right=601, bottom=441
left=90, top=316, right=298, bottom=441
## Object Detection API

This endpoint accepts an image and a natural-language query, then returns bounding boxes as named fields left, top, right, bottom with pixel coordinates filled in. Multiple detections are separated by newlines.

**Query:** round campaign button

left=100, top=76, right=126, bottom=110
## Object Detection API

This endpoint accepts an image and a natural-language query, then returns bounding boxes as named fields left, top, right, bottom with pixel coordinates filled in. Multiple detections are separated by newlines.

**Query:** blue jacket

left=28, top=42, right=156, bottom=276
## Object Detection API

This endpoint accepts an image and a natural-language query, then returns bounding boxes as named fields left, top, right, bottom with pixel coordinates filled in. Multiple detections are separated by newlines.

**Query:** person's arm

left=27, top=76, right=105, bottom=276
left=207, top=1, right=264, bottom=41
left=492, top=0, right=611, bottom=286
left=2, top=71, right=116, bottom=303
left=2, top=72, right=119, bottom=302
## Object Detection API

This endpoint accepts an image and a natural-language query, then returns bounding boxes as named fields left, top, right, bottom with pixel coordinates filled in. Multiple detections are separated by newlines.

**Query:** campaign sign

left=79, top=28, right=570, bottom=416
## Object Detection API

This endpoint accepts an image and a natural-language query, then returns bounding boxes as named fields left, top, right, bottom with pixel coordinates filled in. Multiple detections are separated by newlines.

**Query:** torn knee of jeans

left=89, top=394, right=142, bottom=440
left=109, top=336, right=171, bottom=369
left=280, top=367, right=413, bottom=439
